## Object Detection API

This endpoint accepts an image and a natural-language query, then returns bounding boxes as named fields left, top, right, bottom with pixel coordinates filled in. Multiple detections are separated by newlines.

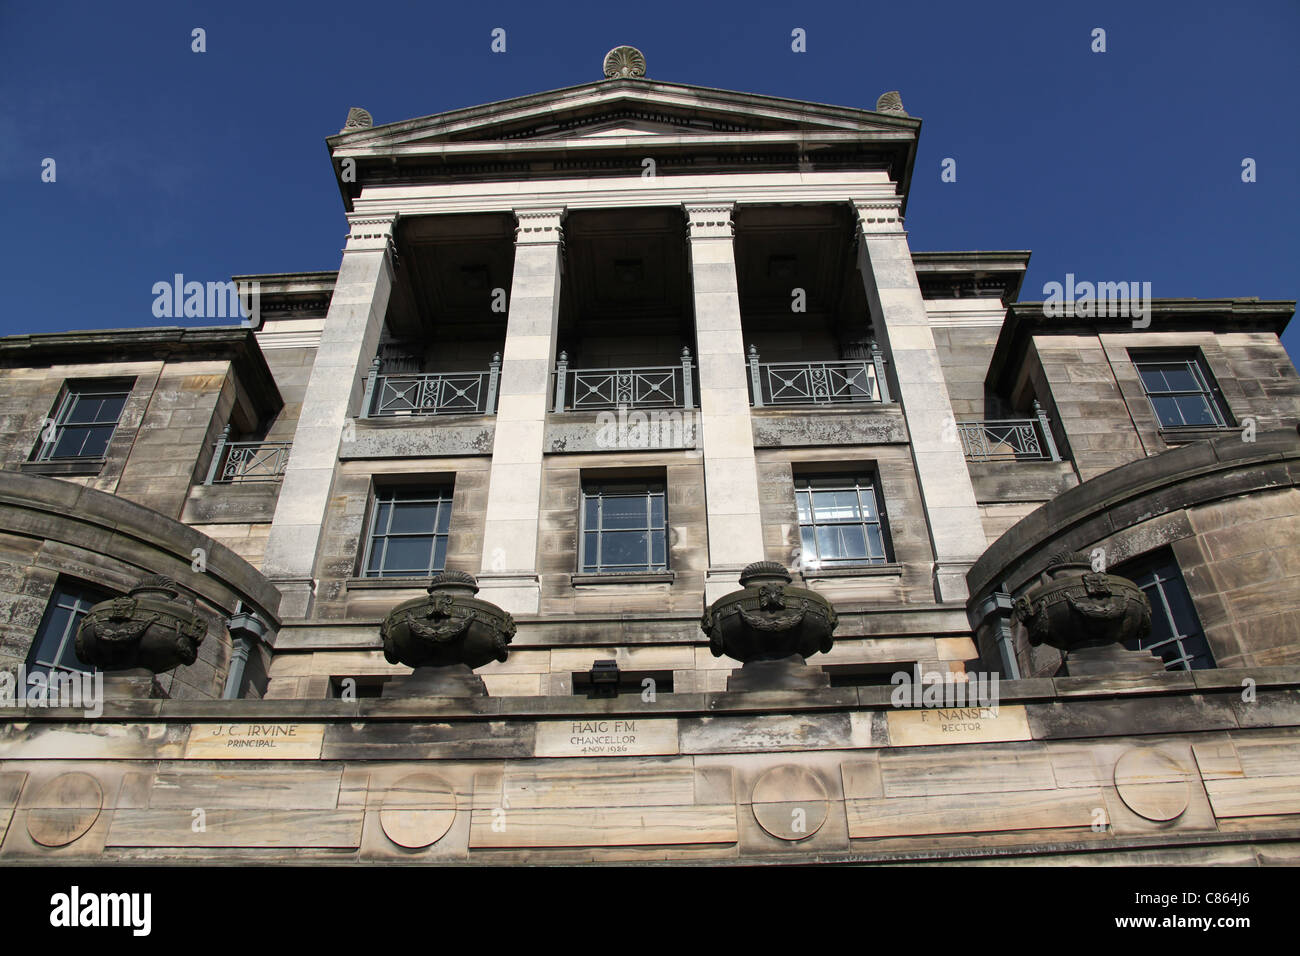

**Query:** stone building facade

left=1, top=51, right=1298, bottom=864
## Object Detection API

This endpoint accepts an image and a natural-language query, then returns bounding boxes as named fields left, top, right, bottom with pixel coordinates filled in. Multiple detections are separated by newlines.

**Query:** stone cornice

left=0, top=326, right=282, bottom=417
left=4, top=663, right=1296, bottom=723
left=986, top=298, right=1296, bottom=396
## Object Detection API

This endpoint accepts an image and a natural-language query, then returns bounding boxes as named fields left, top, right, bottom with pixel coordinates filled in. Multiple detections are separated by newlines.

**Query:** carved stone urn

left=76, top=575, right=206, bottom=676
left=1013, top=552, right=1161, bottom=676
left=379, top=571, right=516, bottom=697
left=700, top=562, right=838, bottom=691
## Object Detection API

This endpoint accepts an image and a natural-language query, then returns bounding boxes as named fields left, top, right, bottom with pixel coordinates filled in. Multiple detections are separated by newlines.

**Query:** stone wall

left=0, top=473, right=281, bottom=699
left=301, top=456, right=492, bottom=621
left=3, top=665, right=1298, bottom=864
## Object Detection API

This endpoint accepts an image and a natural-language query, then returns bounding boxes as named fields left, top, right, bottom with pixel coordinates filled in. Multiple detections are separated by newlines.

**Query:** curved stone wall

left=968, top=427, right=1300, bottom=676
left=0, top=472, right=280, bottom=698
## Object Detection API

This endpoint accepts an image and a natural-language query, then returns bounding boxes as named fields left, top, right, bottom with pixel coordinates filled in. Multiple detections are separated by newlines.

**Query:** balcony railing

left=958, top=402, right=1061, bottom=462
left=553, top=348, right=694, bottom=412
left=362, top=354, right=501, bottom=418
left=747, top=344, right=890, bottom=407
left=204, top=427, right=292, bottom=484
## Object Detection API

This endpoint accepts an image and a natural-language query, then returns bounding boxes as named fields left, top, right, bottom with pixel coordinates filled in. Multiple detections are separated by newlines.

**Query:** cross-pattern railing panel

left=746, top=344, right=891, bottom=408
left=206, top=439, right=292, bottom=484
left=373, top=372, right=491, bottom=416
left=957, top=405, right=1061, bottom=462
left=362, top=354, right=502, bottom=418
left=553, top=349, right=695, bottom=411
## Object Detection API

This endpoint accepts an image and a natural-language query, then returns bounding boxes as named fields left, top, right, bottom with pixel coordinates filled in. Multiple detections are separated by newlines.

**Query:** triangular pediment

left=329, top=79, right=918, bottom=154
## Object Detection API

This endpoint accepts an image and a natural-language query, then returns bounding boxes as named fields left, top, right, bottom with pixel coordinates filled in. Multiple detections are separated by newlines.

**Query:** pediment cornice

left=327, top=79, right=919, bottom=155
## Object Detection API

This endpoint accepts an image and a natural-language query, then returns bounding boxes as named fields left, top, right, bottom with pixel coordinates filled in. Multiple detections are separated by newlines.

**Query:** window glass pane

left=1175, top=395, right=1216, bottom=426
left=795, top=491, right=811, bottom=524
left=1150, top=395, right=1183, bottom=427
left=858, top=486, right=879, bottom=520
left=30, top=606, right=74, bottom=666
left=56, top=629, right=87, bottom=670
left=93, top=394, right=128, bottom=423
left=391, top=501, right=440, bottom=534
left=1142, top=583, right=1174, bottom=645
left=600, top=495, right=647, bottom=530
left=1138, top=367, right=1170, bottom=393
left=812, top=490, right=860, bottom=522
left=431, top=536, right=448, bottom=572
left=583, top=496, right=599, bottom=531
left=1159, top=365, right=1199, bottom=392
left=865, top=525, right=886, bottom=560
left=76, top=426, right=114, bottom=459
left=374, top=501, right=392, bottom=533
left=651, top=531, right=665, bottom=568
left=1158, top=575, right=1199, bottom=637
left=366, top=541, right=385, bottom=573
left=64, top=395, right=104, bottom=424
left=435, top=501, right=452, bottom=533
left=817, top=525, right=866, bottom=562
left=649, top=495, right=664, bottom=529
left=582, top=531, right=599, bottom=572
left=600, top=530, right=649, bottom=567
left=799, top=526, right=817, bottom=563
left=383, top=536, right=434, bottom=574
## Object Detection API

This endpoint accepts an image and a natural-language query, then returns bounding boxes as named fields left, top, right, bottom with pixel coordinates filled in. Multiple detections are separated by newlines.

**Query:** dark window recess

left=823, top=662, right=913, bottom=688
left=330, top=676, right=388, bottom=699
left=26, top=581, right=112, bottom=679
left=580, top=481, right=668, bottom=574
left=1116, top=553, right=1215, bottom=671
left=34, top=384, right=131, bottom=461
left=795, top=474, right=891, bottom=568
left=572, top=669, right=673, bottom=699
left=362, top=486, right=454, bottom=578
left=1133, top=354, right=1229, bottom=428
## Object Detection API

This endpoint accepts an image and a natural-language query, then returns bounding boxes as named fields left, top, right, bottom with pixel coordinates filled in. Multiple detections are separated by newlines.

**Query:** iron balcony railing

left=552, top=348, right=695, bottom=412
left=361, top=354, right=501, bottom=418
left=747, top=344, right=890, bottom=407
left=204, top=426, right=292, bottom=484
left=958, top=402, right=1061, bottom=462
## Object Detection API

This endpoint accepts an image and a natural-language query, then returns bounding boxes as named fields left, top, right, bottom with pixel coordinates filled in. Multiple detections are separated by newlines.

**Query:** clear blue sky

left=2, top=0, right=1296, bottom=361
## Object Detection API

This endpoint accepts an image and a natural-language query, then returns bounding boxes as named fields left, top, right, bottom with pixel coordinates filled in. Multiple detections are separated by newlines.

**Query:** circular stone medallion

left=27, top=772, right=103, bottom=847
left=380, top=773, right=457, bottom=849
left=1113, top=748, right=1191, bottom=822
left=751, top=765, right=829, bottom=842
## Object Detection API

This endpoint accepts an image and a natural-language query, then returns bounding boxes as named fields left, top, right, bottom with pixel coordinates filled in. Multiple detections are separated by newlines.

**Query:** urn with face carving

left=380, top=571, right=516, bottom=670
left=75, top=576, right=207, bottom=674
left=700, top=561, right=838, bottom=664
left=1013, top=552, right=1152, bottom=652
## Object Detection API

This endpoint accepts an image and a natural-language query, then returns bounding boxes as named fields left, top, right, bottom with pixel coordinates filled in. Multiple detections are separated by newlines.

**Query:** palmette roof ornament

left=875, top=91, right=907, bottom=115
left=603, top=45, right=646, bottom=79
left=342, top=107, right=373, bottom=132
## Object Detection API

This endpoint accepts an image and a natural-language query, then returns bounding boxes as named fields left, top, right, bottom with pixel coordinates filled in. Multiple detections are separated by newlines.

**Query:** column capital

left=851, top=198, right=905, bottom=237
left=684, top=203, right=735, bottom=240
left=513, top=206, right=566, bottom=244
left=345, top=211, right=399, bottom=245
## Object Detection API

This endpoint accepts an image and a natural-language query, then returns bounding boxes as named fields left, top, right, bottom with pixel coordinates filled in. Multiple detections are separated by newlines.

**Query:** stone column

left=853, top=199, right=986, bottom=603
left=262, top=212, right=398, bottom=618
left=684, top=204, right=767, bottom=603
left=476, top=207, right=566, bottom=615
